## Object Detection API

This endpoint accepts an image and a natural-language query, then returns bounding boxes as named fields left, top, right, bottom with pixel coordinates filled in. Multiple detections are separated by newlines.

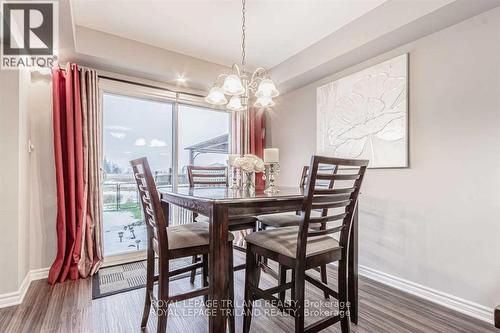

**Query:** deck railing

left=103, top=174, right=193, bottom=225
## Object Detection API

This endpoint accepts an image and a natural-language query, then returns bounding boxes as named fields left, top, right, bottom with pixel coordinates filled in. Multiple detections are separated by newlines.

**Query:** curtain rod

left=98, top=75, right=205, bottom=98
left=57, top=63, right=205, bottom=98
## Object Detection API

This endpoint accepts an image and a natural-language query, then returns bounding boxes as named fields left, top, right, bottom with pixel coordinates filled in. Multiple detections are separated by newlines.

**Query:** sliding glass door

left=102, top=93, right=173, bottom=258
left=100, top=79, right=230, bottom=263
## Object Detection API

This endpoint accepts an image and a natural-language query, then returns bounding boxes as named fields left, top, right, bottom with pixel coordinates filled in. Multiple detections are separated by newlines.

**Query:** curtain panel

left=48, top=63, right=103, bottom=284
left=232, top=107, right=266, bottom=246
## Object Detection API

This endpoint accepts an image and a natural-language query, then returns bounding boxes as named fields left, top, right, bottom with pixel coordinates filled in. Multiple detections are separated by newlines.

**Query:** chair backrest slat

left=188, top=165, right=228, bottom=188
left=316, top=173, right=360, bottom=181
left=311, top=200, right=351, bottom=210
left=296, top=155, right=368, bottom=264
left=313, top=188, right=354, bottom=195
left=308, top=213, right=348, bottom=225
left=311, top=193, right=352, bottom=203
left=307, top=225, right=344, bottom=237
left=130, top=157, right=169, bottom=257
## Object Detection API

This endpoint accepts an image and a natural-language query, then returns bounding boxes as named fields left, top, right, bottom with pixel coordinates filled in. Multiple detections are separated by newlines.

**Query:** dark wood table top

left=158, top=186, right=304, bottom=203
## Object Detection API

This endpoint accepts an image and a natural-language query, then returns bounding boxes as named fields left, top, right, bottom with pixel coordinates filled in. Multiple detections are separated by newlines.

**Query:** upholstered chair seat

left=167, top=222, right=234, bottom=250
left=245, top=226, right=340, bottom=259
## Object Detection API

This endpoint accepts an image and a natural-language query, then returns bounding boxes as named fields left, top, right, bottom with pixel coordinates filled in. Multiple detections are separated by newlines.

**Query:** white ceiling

left=71, top=0, right=386, bottom=69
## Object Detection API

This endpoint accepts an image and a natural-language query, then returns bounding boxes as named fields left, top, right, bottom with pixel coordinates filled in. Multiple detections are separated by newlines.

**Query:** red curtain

left=249, top=107, right=266, bottom=189
left=48, top=64, right=85, bottom=284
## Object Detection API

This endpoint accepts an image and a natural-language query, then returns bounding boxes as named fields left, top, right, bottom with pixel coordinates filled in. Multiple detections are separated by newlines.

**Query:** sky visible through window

left=103, top=93, right=230, bottom=177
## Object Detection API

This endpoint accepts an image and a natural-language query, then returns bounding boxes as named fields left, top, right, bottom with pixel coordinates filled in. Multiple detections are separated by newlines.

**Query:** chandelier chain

left=241, top=0, right=246, bottom=71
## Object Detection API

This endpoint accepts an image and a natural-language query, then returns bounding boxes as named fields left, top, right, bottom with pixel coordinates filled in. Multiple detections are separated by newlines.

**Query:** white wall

left=0, top=68, right=57, bottom=297
left=17, top=69, right=30, bottom=287
left=270, top=6, right=500, bottom=310
left=28, top=74, right=57, bottom=271
left=0, top=70, right=21, bottom=294
left=0, top=69, right=32, bottom=295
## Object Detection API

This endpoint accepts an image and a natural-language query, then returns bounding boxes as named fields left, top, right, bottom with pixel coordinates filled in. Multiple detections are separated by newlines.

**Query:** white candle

left=263, top=148, right=279, bottom=164
left=228, top=154, right=239, bottom=166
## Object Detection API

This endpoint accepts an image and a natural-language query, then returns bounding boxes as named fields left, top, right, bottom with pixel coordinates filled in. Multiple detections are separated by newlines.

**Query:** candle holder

left=263, top=163, right=280, bottom=194
left=229, top=166, right=240, bottom=189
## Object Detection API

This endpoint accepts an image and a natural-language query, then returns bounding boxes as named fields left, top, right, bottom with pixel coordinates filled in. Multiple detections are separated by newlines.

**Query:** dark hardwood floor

left=0, top=263, right=496, bottom=333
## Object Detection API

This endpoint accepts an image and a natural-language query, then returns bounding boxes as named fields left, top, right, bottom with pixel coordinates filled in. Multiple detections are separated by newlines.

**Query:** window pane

left=102, top=93, right=173, bottom=257
left=177, top=104, right=230, bottom=185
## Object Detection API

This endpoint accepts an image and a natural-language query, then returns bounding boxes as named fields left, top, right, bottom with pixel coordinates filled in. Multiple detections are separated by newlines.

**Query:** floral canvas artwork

left=317, top=54, right=408, bottom=168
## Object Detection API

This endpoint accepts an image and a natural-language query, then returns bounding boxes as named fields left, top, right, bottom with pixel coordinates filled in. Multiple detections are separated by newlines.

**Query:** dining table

left=158, top=185, right=359, bottom=333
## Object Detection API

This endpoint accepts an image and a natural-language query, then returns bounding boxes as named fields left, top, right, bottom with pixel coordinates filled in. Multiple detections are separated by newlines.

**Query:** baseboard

left=357, top=265, right=494, bottom=324
left=0, top=267, right=49, bottom=308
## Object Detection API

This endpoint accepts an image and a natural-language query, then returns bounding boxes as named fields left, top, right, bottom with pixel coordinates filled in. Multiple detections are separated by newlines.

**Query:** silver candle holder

left=263, top=163, right=280, bottom=194
left=228, top=154, right=240, bottom=190
left=229, top=166, right=240, bottom=189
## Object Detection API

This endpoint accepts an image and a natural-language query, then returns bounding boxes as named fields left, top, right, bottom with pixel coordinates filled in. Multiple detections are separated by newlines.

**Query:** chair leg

left=320, top=264, right=329, bottom=299
left=157, top=261, right=169, bottom=333
left=228, top=243, right=235, bottom=333
left=141, top=247, right=154, bottom=329
left=243, top=245, right=260, bottom=333
left=190, top=255, right=198, bottom=284
left=338, top=259, right=351, bottom=333
left=258, top=223, right=269, bottom=268
left=278, top=265, right=287, bottom=302
left=202, top=254, right=209, bottom=303
left=293, top=268, right=306, bottom=333
left=291, top=269, right=296, bottom=300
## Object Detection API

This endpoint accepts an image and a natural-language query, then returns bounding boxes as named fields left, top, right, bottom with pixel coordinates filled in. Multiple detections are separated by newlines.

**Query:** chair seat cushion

left=167, top=222, right=234, bottom=250
left=244, top=226, right=340, bottom=259
left=256, top=213, right=301, bottom=227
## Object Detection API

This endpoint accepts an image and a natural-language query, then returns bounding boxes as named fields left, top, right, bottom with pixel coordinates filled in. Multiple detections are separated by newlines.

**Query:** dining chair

left=187, top=165, right=258, bottom=283
left=187, top=165, right=228, bottom=227
left=243, top=155, right=368, bottom=333
left=256, top=165, right=334, bottom=298
left=131, top=158, right=235, bottom=333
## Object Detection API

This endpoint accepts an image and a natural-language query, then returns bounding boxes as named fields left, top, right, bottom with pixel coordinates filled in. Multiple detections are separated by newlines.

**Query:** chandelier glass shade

left=222, top=74, right=245, bottom=96
left=255, top=79, right=279, bottom=98
left=226, top=96, right=246, bottom=111
left=205, top=0, right=279, bottom=111
left=205, top=86, right=228, bottom=105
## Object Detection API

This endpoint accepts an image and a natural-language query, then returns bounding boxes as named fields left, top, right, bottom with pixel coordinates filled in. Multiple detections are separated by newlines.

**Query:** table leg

left=348, top=203, right=359, bottom=324
left=208, top=204, right=229, bottom=333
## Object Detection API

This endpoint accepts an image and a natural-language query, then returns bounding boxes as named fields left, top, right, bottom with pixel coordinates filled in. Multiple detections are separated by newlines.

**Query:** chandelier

left=204, top=0, right=279, bottom=111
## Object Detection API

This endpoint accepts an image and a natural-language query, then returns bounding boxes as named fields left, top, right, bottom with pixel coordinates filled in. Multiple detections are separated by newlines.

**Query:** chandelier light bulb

left=226, top=96, right=246, bottom=111
left=255, top=79, right=279, bottom=98
left=222, top=74, right=245, bottom=96
left=204, top=86, right=228, bottom=105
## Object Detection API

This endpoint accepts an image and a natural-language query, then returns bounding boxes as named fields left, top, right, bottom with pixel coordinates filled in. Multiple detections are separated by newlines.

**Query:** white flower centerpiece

left=233, top=154, right=265, bottom=190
